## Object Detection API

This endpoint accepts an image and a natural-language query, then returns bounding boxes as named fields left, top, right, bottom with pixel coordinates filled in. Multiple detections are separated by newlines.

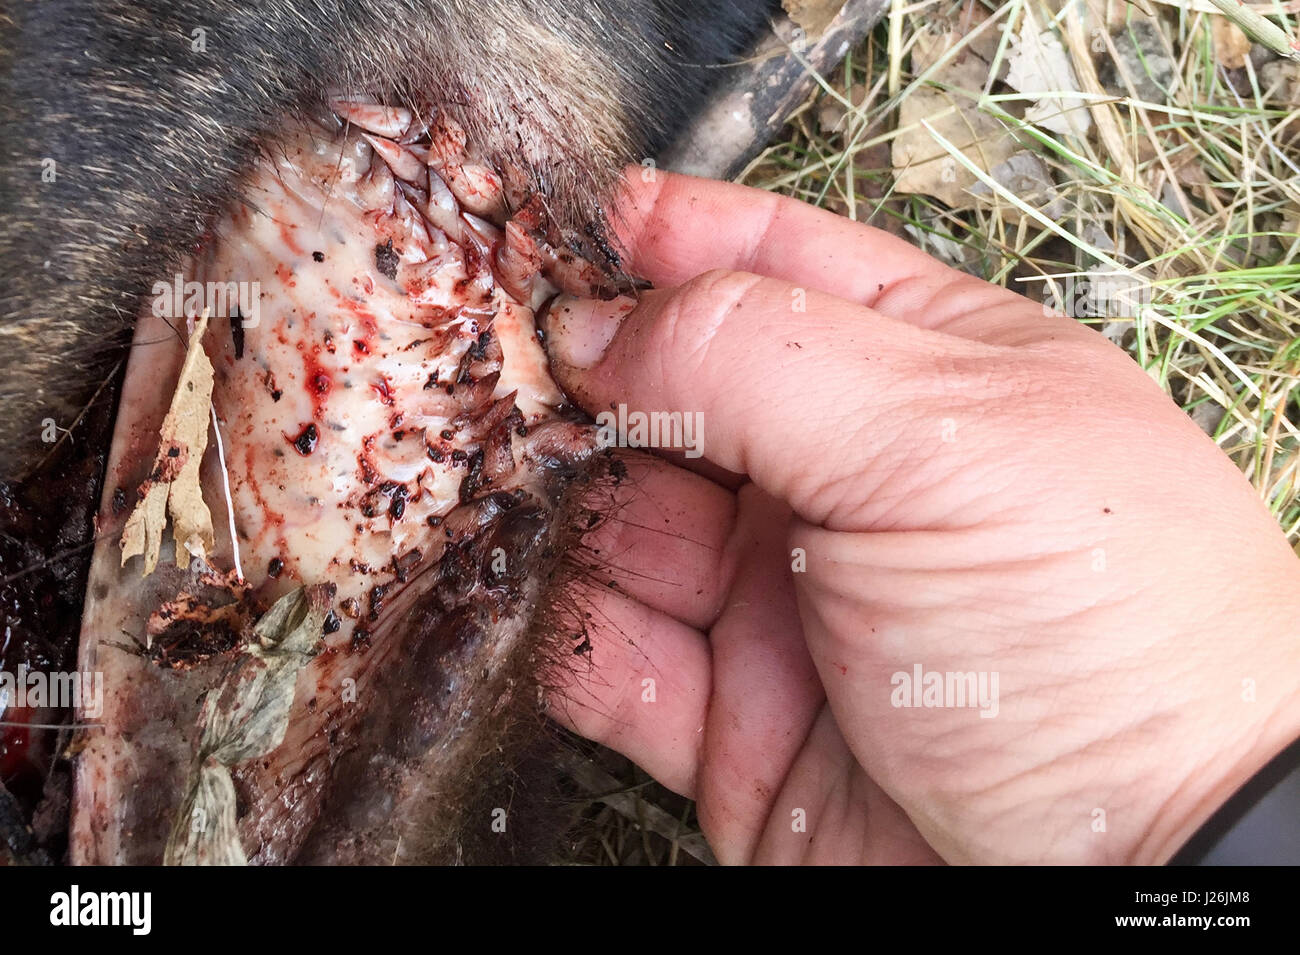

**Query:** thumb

left=541, top=268, right=1011, bottom=531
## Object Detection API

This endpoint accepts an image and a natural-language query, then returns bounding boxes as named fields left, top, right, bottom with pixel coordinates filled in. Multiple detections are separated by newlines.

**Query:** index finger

left=608, top=169, right=1106, bottom=349
left=609, top=169, right=953, bottom=313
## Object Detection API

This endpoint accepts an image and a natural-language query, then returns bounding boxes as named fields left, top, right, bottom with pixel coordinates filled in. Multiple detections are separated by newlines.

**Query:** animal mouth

left=67, top=103, right=620, bottom=864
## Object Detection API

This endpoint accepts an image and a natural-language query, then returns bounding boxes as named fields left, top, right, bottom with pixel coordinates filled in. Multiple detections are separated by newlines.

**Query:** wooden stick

left=663, top=0, right=891, bottom=180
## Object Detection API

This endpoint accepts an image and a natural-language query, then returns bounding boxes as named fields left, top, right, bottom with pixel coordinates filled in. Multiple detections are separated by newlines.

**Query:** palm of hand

left=546, top=172, right=1300, bottom=865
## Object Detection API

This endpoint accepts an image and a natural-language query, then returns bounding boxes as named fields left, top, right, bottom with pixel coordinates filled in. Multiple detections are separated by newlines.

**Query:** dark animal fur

left=0, top=0, right=777, bottom=480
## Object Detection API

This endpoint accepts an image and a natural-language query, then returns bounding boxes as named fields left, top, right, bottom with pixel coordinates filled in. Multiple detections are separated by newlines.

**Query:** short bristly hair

left=0, top=0, right=776, bottom=480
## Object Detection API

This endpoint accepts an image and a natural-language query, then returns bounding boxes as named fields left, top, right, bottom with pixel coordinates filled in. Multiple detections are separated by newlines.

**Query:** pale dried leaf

left=120, top=312, right=216, bottom=575
left=970, top=150, right=1065, bottom=220
left=911, top=28, right=964, bottom=74
left=1004, top=13, right=1092, bottom=137
left=911, top=1, right=999, bottom=73
left=119, top=483, right=170, bottom=577
left=1260, top=59, right=1300, bottom=103
left=892, top=92, right=1017, bottom=206
left=782, top=0, right=842, bottom=36
left=1212, top=16, right=1253, bottom=69
left=893, top=26, right=1019, bottom=207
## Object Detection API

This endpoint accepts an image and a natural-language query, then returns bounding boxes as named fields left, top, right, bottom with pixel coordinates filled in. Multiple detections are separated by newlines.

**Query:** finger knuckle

left=654, top=269, right=767, bottom=375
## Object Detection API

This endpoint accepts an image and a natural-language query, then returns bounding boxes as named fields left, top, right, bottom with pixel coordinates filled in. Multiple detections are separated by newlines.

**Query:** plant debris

left=1004, top=9, right=1091, bottom=138
left=891, top=28, right=1017, bottom=207
left=119, top=310, right=216, bottom=575
left=164, top=585, right=330, bottom=865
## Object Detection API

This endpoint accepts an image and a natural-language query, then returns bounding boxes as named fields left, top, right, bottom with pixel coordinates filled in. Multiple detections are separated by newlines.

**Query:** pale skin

left=540, top=169, right=1300, bottom=865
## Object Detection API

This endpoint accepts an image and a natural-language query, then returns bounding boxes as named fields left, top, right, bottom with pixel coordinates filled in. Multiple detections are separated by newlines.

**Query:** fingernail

left=544, top=294, right=637, bottom=370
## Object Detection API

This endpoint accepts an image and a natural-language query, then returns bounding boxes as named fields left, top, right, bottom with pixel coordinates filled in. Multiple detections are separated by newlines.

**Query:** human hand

left=540, top=170, right=1300, bottom=865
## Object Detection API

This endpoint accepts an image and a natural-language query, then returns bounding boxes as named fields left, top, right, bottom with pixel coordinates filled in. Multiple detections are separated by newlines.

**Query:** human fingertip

left=543, top=293, right=637, bottom=371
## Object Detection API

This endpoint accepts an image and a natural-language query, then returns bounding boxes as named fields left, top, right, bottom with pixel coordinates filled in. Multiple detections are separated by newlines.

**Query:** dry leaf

left=782, top=0, right=843, bottom=37
left=120, top=311, right=216, bottom=575
left=911, top=28, right=962, bottom=74
left=969, top=150, right=1066, bottom=220
left=1004, top=12, right=1093, bottom=138
left=1212, top=16, right=1253, bottom=70
left=912, top=2, right=1000, bottom=71
left=1260, top=59, right=1300, bottom=104
left=892, top=47, right=1018, bottom=207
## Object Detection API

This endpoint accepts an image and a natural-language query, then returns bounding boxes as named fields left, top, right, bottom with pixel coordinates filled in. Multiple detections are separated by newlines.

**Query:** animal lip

left=69, top=103, right=618, bottom=865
